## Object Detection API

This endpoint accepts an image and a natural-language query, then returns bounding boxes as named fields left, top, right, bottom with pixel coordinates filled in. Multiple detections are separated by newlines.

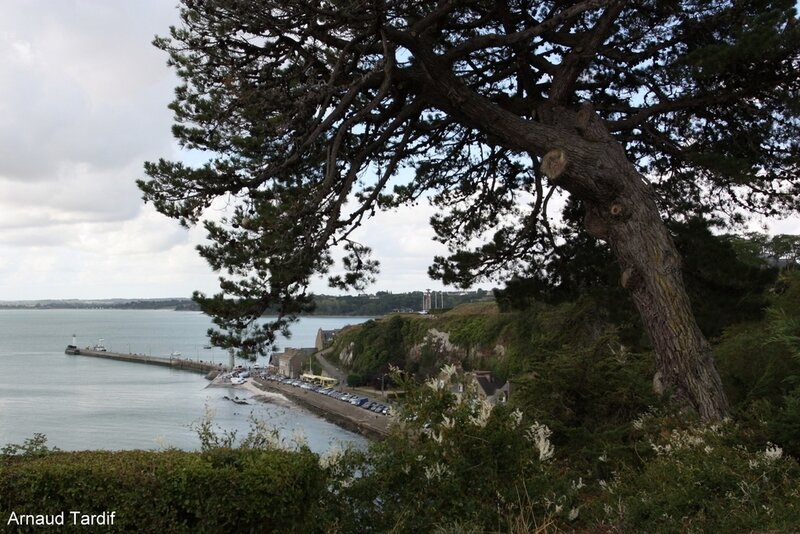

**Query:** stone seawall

left=248, top=378, right=391, bottom=440
left=73, top=349, right=223, bottom=375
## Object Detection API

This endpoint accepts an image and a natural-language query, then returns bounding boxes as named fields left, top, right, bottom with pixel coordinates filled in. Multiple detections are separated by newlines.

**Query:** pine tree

left=139, top=0, right=800, bottom=420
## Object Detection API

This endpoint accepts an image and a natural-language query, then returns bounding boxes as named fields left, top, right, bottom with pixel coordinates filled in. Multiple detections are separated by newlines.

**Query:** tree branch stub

left=541, top=149, right=568, bottom=181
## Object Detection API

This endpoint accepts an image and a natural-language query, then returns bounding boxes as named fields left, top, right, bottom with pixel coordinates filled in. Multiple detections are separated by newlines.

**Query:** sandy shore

left=218, top=377, right=391, bottom=440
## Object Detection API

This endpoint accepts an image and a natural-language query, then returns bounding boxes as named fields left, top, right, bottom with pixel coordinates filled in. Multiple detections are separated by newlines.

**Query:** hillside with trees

left=140, top=0, right=800, bottom=422
left=4, top=267, right=800, bottom=532
left=7, top=0, right=797, bottom=531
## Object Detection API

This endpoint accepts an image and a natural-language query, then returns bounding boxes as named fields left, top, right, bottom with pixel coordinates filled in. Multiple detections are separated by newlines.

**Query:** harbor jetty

left=66, top=347, right=224, bottom=375
left=244, top=378, right=391, bottom=439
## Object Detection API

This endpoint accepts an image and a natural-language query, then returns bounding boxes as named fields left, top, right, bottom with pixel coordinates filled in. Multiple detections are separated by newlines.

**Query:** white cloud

left=0, top=0, right=200, bottom=300
left=0, top=1, right=796, bottom=302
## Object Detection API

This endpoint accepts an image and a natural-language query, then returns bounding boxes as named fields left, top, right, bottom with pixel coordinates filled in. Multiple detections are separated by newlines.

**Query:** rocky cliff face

left=407, top=328, right=508, bottom=375
left=330, top=309, right=515, bottom=382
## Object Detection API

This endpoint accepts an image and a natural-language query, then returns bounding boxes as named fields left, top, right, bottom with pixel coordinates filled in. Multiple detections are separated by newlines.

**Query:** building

left=277, top=347, right=314, bottom=378
left=315, top=328, right=341, bottom=351
left=456, top=370, right=511, bottom=405
left=470, top=370, right=511, bottom=404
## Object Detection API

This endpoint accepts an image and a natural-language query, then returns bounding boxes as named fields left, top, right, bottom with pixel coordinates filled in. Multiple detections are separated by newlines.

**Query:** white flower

left=469, top=398, right=494, bottom=428
left=426, top=377, right=446, bottom=391
left=319, top=444, right=344, bottom=468
left=568, top=507, right=580, bottom=521
left=571, top=477, right=585, bottom=490
left=440, top=363, right=457, bottom=382
left=526, top=421, right=554, bottom=461
left=509, top=408, right=523, bottom=428
left=441, top=415, right=455, bottom=429
left=424, top=462, right=450, bottom=481
left=764, top=443, right=783, bottom=462
left=750, top=443, right=785, bottom=470
left=650, top=442, right=672, bottom=456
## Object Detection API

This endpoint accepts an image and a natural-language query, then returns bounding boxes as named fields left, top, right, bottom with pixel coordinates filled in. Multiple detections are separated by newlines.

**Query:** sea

left=0, top=309, right=372, bottom=453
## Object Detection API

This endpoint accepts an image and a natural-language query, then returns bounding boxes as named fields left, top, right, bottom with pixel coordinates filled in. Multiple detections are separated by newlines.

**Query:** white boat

left=231, top=377, right=247, bottom=385
left=93, top=339, right=107, bottom=352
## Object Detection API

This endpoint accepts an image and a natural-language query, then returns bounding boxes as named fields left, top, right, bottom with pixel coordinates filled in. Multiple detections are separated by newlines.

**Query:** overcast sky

left=0, top=2, right=797, bottom=301
left=0, top=0, right=461, bottom=300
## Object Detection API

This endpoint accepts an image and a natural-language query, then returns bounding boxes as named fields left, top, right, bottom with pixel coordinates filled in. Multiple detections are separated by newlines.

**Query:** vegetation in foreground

left=4, top=243, right=800, bottom=532
left=3, top=272, right=800, bottom=532
left=3, top=386, right=799, bottom=533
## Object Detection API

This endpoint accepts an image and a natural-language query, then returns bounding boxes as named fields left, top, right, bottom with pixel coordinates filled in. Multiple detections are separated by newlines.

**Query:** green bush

left=594, top=416, right=800, bottom=533
left=346, top=372, right=365, bottom=387
left=328, top=372, right=576, bottom=532
left=0, top=447, right=326, bottom=533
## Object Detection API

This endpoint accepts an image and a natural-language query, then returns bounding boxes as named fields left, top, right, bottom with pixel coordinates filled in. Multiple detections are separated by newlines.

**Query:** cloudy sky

left=0, top=2, right=797, bottom=301
left=0, top=0, right=459, bottom=300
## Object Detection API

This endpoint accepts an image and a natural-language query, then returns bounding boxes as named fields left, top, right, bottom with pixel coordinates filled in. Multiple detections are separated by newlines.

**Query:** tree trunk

left=407, top=61, right=731, bottom=421
left=581, top=148, right=730, bottom=422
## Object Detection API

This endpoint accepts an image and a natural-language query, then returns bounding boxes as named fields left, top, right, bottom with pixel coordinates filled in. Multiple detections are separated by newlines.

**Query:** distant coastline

left=0, top=290, right=492, bottom=315
left=0, top=298, right=197, bottom=311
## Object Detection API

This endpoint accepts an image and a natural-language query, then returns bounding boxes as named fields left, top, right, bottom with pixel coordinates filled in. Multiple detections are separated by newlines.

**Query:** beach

left=223, top=377, right=392, bottom=440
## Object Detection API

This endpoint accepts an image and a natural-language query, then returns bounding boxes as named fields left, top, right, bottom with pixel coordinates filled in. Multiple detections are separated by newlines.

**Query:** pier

left=68, top=348, right=224, bottom=375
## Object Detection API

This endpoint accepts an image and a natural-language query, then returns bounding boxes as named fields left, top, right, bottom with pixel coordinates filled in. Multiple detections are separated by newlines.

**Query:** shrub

left=593, top=416, right=800, bottom=533
left=0, top=447, right=326, bottom=533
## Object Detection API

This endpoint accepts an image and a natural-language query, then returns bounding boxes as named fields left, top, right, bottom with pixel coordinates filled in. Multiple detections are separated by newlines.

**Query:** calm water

left=0, top=310, right=371, bottom=452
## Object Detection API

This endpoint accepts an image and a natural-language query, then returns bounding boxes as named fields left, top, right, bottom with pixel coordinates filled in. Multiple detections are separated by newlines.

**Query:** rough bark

left=416, top=73, right=728, bottom=421
left=395, top=37, right=731, bottom=421
left=556, top=107, right=731, bottom=422
left=583, top=146, right=731, bottom=421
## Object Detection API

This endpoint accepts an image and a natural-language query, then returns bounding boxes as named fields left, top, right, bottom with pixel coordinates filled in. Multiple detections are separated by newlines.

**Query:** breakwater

left=69, top=348, right=223, bottom=375
left=246, top=378, right=391, bottom=439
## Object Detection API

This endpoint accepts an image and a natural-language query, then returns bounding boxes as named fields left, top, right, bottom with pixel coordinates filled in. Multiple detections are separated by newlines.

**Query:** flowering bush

left=592, top=413, right=800, bottom=533
left=322, top=366, right=586, bottom=533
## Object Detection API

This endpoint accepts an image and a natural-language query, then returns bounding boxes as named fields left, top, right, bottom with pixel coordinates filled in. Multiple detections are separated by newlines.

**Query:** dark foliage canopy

left=494, top=217, right=779, bottom=340
left=140, top=0, right=800, bottom=353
